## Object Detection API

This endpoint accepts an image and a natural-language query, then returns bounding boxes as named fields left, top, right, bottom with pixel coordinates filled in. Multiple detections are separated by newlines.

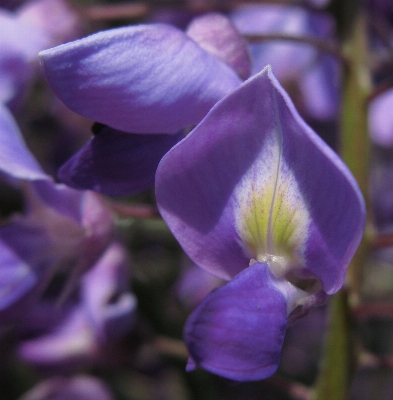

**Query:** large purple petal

left=0, top=105, right=49, bottom=180
left=185, top=262, right=287, bottom=381
left=156, top=66, right=365, bottom=293
left=58, top=126, right=183, bottom=196
left=39, top=24, right=242, bottom=134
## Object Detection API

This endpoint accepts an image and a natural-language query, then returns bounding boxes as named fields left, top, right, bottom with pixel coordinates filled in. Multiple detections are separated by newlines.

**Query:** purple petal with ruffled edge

left=156, top=66, right=365, bottom=294
left=58, top=126, right=183, bottom=196
left=39, top=24, right=242, bottom=134
left=0, top=105, right=49, bottom=180
left=185, top=262, right=288, bottom=381
left=186, top=12, right=251, bottom=80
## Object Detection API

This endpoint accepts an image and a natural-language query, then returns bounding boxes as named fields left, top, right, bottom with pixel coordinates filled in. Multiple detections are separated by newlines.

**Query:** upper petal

left=39, top=24, right=242, bottom=134
left=156, top=66, right=365, bottom=293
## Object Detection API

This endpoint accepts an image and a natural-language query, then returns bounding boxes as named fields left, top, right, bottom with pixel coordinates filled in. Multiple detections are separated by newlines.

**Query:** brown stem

left=81, top=0, right=328, bottom=22
left=244, top=33, right=344, bottom=61
left=371, top=232, right=393, bottom=249
left=106, top=199, right=161, bottom=219
left=353, top=303, right=393, bottom=319
left=81, top=2, right=151, bottom=21
left=367, top=76, right=393, bottom=103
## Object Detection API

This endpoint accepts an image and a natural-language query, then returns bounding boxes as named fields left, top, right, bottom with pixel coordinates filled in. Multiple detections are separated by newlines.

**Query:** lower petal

left=185, top=262, right=288, bottom=381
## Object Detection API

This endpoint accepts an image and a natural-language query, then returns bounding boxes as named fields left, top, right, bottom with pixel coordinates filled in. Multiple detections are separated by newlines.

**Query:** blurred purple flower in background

left=0, top=101, right=135, bottom=359
left=39, top=13, right=250, bottom=196
left=369, top=88, right=393, bottom=147
left=0, top=0, right=82, bottom=108
left=156, top=67, right=365, bottom=381
left=231, top=4, right=340, bottom=121
left=17, top=242, right=136, bottom=371
left=19, top=375, right=115, bottom=400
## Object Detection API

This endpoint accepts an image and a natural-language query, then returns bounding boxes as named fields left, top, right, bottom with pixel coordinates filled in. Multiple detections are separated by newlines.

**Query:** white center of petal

left=234, top=126, right=311, bottom=280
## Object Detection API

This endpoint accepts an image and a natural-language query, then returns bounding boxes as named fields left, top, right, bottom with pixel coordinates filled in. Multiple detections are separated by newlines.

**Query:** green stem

left=314, top=290, right=353, bottom=400
left=314, top=5, right=371, bottom=400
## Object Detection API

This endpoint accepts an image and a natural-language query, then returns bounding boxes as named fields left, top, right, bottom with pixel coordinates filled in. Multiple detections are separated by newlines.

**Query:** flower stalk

left=315, top=4, right=371, bottom=400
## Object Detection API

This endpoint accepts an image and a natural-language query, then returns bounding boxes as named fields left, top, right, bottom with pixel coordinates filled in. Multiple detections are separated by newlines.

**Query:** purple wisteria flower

left=39, top=13, right=250, bottom=196
left=155, top=66, right=365, bottom=381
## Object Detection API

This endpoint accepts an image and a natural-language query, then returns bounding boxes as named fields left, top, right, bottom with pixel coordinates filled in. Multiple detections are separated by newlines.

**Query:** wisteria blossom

left=39, top=13, right=249, bottom=195
left=155, top=66, right=365, bottom=381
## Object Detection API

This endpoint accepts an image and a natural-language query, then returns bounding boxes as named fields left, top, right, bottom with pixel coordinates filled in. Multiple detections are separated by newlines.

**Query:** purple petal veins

left=39, top=23, right=242, bottom=134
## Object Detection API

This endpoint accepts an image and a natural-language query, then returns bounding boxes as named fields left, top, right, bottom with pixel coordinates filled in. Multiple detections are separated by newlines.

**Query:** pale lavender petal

left=0, top=105, right=49, bottom=180
left=18, top=307, right=98, bottom=368
left=82, top=242, right=136, bottom=342
left=0, top=239, right=38, bottom=323
left=0, top=8, right=51, bottom=61
left=175, top=262, right=224, bottom=311
left=186, top=12, right=251, bottom=79
left=17, top=0, right=83, bottom=44
left=156, top=66, right=365, bottom=293
left=299, top=54, right=340, bottom=120
left=58, top=126, right=183, bottom=196
left=369, top=88, right=393, bottom=147
left=185, top=262, right=287, bottom=381
left=28, top=181, right=115, bottom=271
left=0, top=216, right=64, bottom=323
left=39, top=24, right=242, bottom=134
left=0, top=7, right=51, bottom=103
